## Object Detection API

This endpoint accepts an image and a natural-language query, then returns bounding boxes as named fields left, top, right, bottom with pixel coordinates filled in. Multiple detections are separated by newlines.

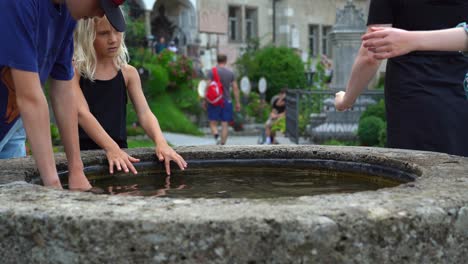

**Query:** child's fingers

left=109, top=160, right=114, bottom=174
left=125, top=159, right=138, bottom=175
left=128, top=156, right=140, bottom=163
left=165, top=159, right=171, bottom=176
left=157, top=153, right=164, bottom=161
left=116, top=161, right=122, bottom=171
left=119, top=159, right=130, bottom=173
left=178, top=155, right=188, bottom=168
left=175, top=158, right=186, bottom=171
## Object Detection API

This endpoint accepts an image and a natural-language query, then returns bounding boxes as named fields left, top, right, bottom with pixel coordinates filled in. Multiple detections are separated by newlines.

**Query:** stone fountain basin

left=0, top=145, right=467, bottom=263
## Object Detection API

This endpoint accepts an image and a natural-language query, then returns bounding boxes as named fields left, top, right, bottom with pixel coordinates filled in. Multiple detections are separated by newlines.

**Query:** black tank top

left=78, top=70, right=128, bottom=150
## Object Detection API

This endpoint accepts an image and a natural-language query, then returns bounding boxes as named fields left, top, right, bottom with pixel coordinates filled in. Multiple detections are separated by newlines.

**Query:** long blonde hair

left=73, top=16, right=129, bottom=81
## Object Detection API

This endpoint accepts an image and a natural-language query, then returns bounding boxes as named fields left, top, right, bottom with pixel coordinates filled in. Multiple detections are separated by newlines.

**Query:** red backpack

left=206, top=67, right=224, bottom=107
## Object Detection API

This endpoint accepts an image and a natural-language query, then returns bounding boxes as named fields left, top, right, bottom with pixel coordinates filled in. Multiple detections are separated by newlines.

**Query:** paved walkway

left=164, top=132, right=296, bottom=146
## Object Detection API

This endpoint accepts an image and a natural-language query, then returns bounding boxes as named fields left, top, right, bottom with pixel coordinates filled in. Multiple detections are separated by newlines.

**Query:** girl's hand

left=335, top=91, right=353, bottom=112
left=106, top=147, right=140, bottom=175
left=156, top=143, right=188, bottom=175
left=362, top=27, right=417, bottom=60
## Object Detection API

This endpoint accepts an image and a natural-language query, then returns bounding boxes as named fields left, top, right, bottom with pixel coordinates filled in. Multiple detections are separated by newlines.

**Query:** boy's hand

left=106, top=147, right=140, bottom=175
left=68, top=169, right=92, bottom=191
left=362, top=27, right=416, bottom=60
left=335, top=91, right=353, bottom=112
left=156, top=144, right=188, bottom=176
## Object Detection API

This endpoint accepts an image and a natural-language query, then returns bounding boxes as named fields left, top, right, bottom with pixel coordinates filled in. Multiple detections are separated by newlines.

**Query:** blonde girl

left=73, top=15, right=187, bottom=175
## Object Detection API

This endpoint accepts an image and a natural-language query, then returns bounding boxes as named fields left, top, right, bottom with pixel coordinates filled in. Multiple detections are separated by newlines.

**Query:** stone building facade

left=130, top=0, right=369, bottom=72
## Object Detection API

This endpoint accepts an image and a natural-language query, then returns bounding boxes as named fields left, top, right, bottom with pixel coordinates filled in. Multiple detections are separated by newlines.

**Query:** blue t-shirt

left=0, top=0, right=76, bottom=141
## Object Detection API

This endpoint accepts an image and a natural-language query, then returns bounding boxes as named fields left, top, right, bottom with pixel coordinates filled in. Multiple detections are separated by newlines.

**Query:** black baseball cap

left=100, top=0, right=126, bottom=32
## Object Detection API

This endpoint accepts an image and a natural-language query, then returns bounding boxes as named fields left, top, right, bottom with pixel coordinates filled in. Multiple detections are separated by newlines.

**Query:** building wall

left=196, top=0, right=369, bottom=71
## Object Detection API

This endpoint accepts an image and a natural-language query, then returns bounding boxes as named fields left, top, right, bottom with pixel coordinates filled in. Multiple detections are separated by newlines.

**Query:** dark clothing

left=79, top=70, right=128, bottom=150
left=272, top=98, right=286, bottom=114
left=368, top=0, right=468, bottom=156
left=155, top=43, right=167, bottom=54
left=207, top=100, right=234, bottom=122
left=208, top=66, right=235, bottom=102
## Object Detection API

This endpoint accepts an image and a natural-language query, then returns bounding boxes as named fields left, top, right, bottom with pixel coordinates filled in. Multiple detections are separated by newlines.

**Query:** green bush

left=271, top=117, right=286, bottom=134
left=170, top=84, right=202, bottom=114
left=244, top=92, right=271, bottom=123
left=126, top=126, right=146, bottom=137
left=360, top=100, right=386, bottom=122
left=145, top=64, right=170, bottom=99
left=150, top=94, right=202, bottom=136
left=124, top=17, right=146, bottom=50
left=379, top=124, right=387, bottom=147
left=50, top=124, right=60, bottom=145
left=236, top=46, right=306, bottom=101
left=358, top=116, right=385, bottom=146
left=323, top=140, right=359, bottom=146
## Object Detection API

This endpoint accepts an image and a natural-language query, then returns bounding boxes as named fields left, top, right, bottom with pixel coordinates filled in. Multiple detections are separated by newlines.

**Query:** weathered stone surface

left=0, top=145, right=467, bottom=263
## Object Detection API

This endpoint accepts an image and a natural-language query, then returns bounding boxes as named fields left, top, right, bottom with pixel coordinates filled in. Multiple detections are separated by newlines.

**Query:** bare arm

left=232, top=81, right=241, bottom=111
left=335, top=26, right=387, bottom=111
left=362, top=27, right=468, bottom=60
left=11, top=69, right=61, bottom=188
left=72, top=71, right=139, bottom=174
left=125, top=66, right=187, bottom=175
left=49, top=78, right=93, bottom=190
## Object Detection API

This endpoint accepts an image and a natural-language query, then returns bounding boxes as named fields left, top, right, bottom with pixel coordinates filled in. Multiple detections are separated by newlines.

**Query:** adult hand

left=335, top=91, right=353, bottom=112
left=362, top=27, right=416, bottom=60
left=156, top=143, right=188, bottom=175
left=235, top=102, right=241, bottom=112
left=202, top=101, right=207, bottom=111
left=106, top=147, right=140, bottom=175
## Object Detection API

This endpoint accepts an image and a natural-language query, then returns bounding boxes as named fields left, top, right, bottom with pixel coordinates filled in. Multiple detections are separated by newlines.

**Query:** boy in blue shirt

left=0, top=0, right=126, bottom=191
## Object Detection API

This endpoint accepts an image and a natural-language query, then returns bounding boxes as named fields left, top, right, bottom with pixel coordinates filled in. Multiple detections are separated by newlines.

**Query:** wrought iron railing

left=286, top=89, right=384, bottom=144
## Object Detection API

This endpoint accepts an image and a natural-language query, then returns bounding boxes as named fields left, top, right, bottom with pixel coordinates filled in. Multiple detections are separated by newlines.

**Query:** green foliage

left=149, top=94, right=202, bottom=136
left=125, top=18, right=146, bottom=47
left=375, top=75, right=385, bottom=90
left=126, top=94, right=202, bottom=136
left=243, top=92, right=271, bottom=123
left=145, top=64, right=169, bottom=98
left=236, top=45, right=306, bottom=101
left=379, top=124, right=387, bottom=147
left=271, top=117, right=286, bottom=134
left=50, top=124, right=60, bottom=144
left=358, top=116, right=385, bottom=146
left=323, top=140, right=359, bottom=146
left=126, top=126, right=146, bottom=137
left=360, top=100, right=386, bottom=122
left=170, top=87, right=202, bottom=114
left=127, top=139, right=155, bottom=149
left=358, top=99, right=387, bottom=147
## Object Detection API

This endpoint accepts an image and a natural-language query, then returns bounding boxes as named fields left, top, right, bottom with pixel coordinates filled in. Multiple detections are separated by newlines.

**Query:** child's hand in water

left=335, top=91, right=353, bottom=111
left=156, top=143, right=188, bottom=175
left=362, top=27, right=416, bottom=60
left=106, top=147, right=140, bottom=175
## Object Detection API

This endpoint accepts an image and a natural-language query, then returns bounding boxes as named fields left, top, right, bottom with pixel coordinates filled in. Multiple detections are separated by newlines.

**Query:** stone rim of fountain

left=1, top=145, right=467, bottom=263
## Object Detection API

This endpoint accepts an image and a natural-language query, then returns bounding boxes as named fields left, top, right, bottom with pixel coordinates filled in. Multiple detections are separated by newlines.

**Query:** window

left=309, top=25, right=319, bottom=57
left=228, top=6, right=242, bottom=42
left=322, top=26, right=332, bottom=56
left=245, top=8, right=258, bottom=40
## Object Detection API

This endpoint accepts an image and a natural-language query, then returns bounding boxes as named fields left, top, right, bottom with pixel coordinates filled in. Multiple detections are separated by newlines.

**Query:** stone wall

left=0, top=146, right=467, bottom=263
